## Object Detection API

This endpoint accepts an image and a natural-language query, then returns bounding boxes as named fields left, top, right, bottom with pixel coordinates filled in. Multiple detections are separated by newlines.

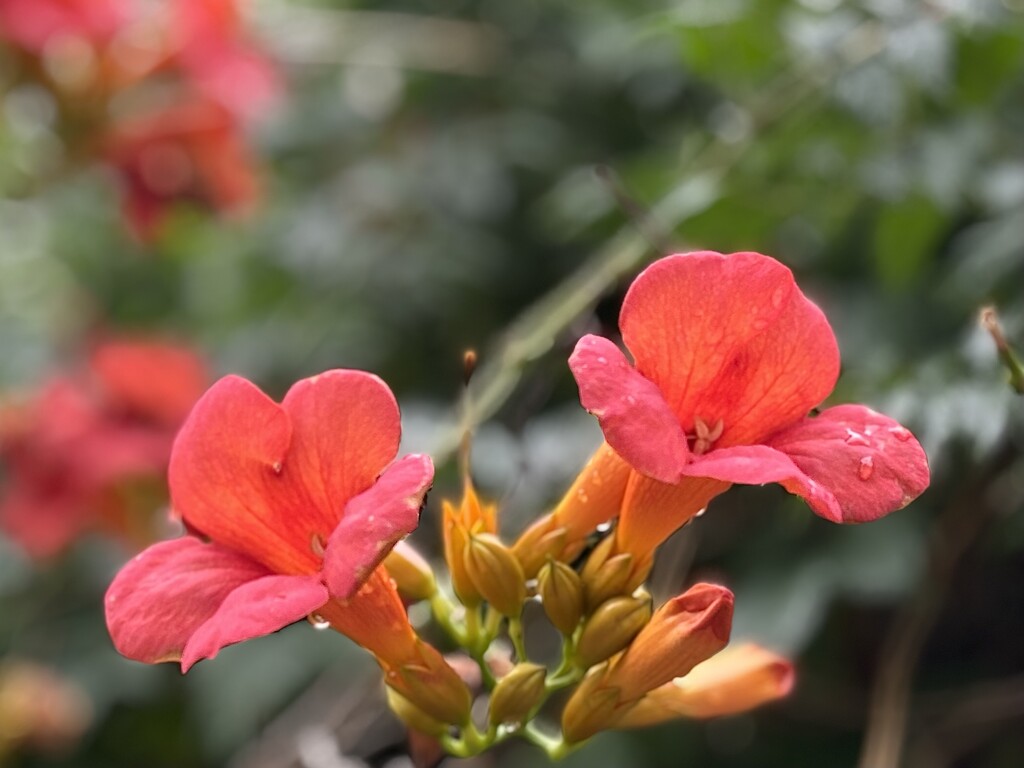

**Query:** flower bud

left=582, top=551, right=634, bottom=611
left=488, top=662, right=547, bottom=727
left=614, top=643, right=795, bottom=728
left=575, top=593, right=652, bottom=669
left=386, top=687, right=448, bottom=737
left=464, top=533, right=526, bottom=617
left=537, top=559, right=584, bottom=635
left=443, top=480, right=497, bottom=606
left=383, top=540, right=437, bottom=603
left=512, top=515, right=568, bottom=578
left=560, top=663, right=622, bottom=743
left=390, top=640, right=472, bottom=726
left=601, top=583, right=734, bottom=702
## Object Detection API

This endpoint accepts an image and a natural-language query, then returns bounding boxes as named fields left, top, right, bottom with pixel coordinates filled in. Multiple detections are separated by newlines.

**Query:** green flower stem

left=523, top=723, right=574, bottom=760
left=508, top=617, right=527, bottom=662
left=464, top=604, right=483, bottom=649
left=429, top=591, right=468, bottom=646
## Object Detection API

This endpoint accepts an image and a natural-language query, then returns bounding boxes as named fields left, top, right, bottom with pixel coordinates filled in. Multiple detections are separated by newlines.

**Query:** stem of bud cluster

left=523, top=723, right=574, bottom=760
left=508, top=617, right=527, bottom=662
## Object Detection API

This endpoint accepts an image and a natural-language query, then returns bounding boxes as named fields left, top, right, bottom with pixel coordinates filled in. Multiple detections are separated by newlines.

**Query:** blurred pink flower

left=0, top=339, right=207, bottom=557
left=103, top=97, right=261, bottom=239
left=0, top=0, right=129, bottom=54
left=168, top=0, right=280, bottom=118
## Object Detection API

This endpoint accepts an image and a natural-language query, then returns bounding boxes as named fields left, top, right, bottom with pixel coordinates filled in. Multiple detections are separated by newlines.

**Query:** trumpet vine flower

left=105, top=370, right=436, bottom=674
left=554, top=250, right=929, bottom=559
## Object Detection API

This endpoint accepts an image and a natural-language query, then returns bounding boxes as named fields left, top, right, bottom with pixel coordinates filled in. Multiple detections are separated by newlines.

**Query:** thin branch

left=856, top=442, right=1021, bottom=768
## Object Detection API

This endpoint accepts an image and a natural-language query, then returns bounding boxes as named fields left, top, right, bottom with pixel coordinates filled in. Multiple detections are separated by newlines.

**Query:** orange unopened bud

left=389, top=640, right=473, bottom=726
left=464, top=532, right=526, bottom=617
left=575, top=593, right=652, bottom=669
left=488, top=662, right=547, bottom=727
left=615, top=643, right=795, bottom=728
left=512, top=515, right=569, bottom=577
left=443, top=479, right=498, bottom=606
left=560, top=663, right=624, bottom=743
left=384, top=540, right=437, bottom=603
left=537, top=559, right=584, bottom=635
left=386, top=687, right=448, bottom=737
left=601, top=583, right=734, bottom=702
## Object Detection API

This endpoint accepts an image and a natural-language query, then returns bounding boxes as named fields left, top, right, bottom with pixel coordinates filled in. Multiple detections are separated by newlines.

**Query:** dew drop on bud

left=858, top=456, right=874, bottom=480
left=307, top=613, right=330, bottom=630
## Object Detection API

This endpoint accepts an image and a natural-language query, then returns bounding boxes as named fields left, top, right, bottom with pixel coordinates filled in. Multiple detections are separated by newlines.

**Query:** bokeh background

left=2, top=0, right=1023, bottom=766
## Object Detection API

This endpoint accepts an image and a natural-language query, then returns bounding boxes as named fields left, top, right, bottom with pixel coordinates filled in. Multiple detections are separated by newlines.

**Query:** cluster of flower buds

left=0, top=0, right=276, bottom=237
left=102, top=250, right=930, bottom=758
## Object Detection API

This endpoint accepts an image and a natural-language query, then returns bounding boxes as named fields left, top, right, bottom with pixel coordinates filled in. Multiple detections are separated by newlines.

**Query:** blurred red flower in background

left=0, top=0, right=278, bottom=238
left=168, top=0, right=279, bottom=119
left=0, top=0, right=129, bottom=54
left=104, top=97, right=261, bottom=238
left=0, top=339, right=207, bottom=558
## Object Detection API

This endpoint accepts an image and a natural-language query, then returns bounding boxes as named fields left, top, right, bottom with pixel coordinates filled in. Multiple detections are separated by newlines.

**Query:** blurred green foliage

left=2, top=1, right=1023, bottom=767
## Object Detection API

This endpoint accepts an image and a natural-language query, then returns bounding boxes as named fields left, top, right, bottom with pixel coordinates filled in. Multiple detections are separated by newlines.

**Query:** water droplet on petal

left=310, top=533, right=326, bottom=557
left=771, top=286, right=785, bottom=308
left=624, top=395, right=637, bottom=406
left=596, top=522, right=612, bottom=533
left=597, top=356, right=608, bottom=365
left=272, top=461, right=282, bottom=474
left=888, top=426, right=912, bottom=442
left=576, top=489, right=589, bottom=503
left=858, top=456, right=874, bottom=480
left=845, top=429, right=870, bottom=447
left=308, top=613, right=330, bottom=630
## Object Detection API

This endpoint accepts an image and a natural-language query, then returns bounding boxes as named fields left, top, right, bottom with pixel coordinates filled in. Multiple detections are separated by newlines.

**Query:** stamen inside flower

left=310, top=533, right=326, bottom=557
left=690, top=417, right=723, bottom=455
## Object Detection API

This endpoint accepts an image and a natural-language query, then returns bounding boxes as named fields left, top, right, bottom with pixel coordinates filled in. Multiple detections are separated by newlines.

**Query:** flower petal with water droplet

left=569, top=334, right=690, bottom=483
left=181, top=573, right=328, bottom=671
left=322, top=453, right=433, bottom=598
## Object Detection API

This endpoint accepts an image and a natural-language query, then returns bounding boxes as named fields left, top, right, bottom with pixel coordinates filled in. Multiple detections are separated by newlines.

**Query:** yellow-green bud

left=561, top=663, right=623, bottom=743
left=391, top=642, right=472, bottom=726
left=582, top=552, right=634, bottom=611
left=512, top=517, right=569, bottom=577
left=537, top=559, right=584, bottom=635
left=488, top=663, right=547, bottom=727
left=464, top=532, right=526, bottom=617
left=383, top=541, right=437, bottom=603
left=575, top=594, right=652, bottom=669
left=386, top=687, right=447, bottom=737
